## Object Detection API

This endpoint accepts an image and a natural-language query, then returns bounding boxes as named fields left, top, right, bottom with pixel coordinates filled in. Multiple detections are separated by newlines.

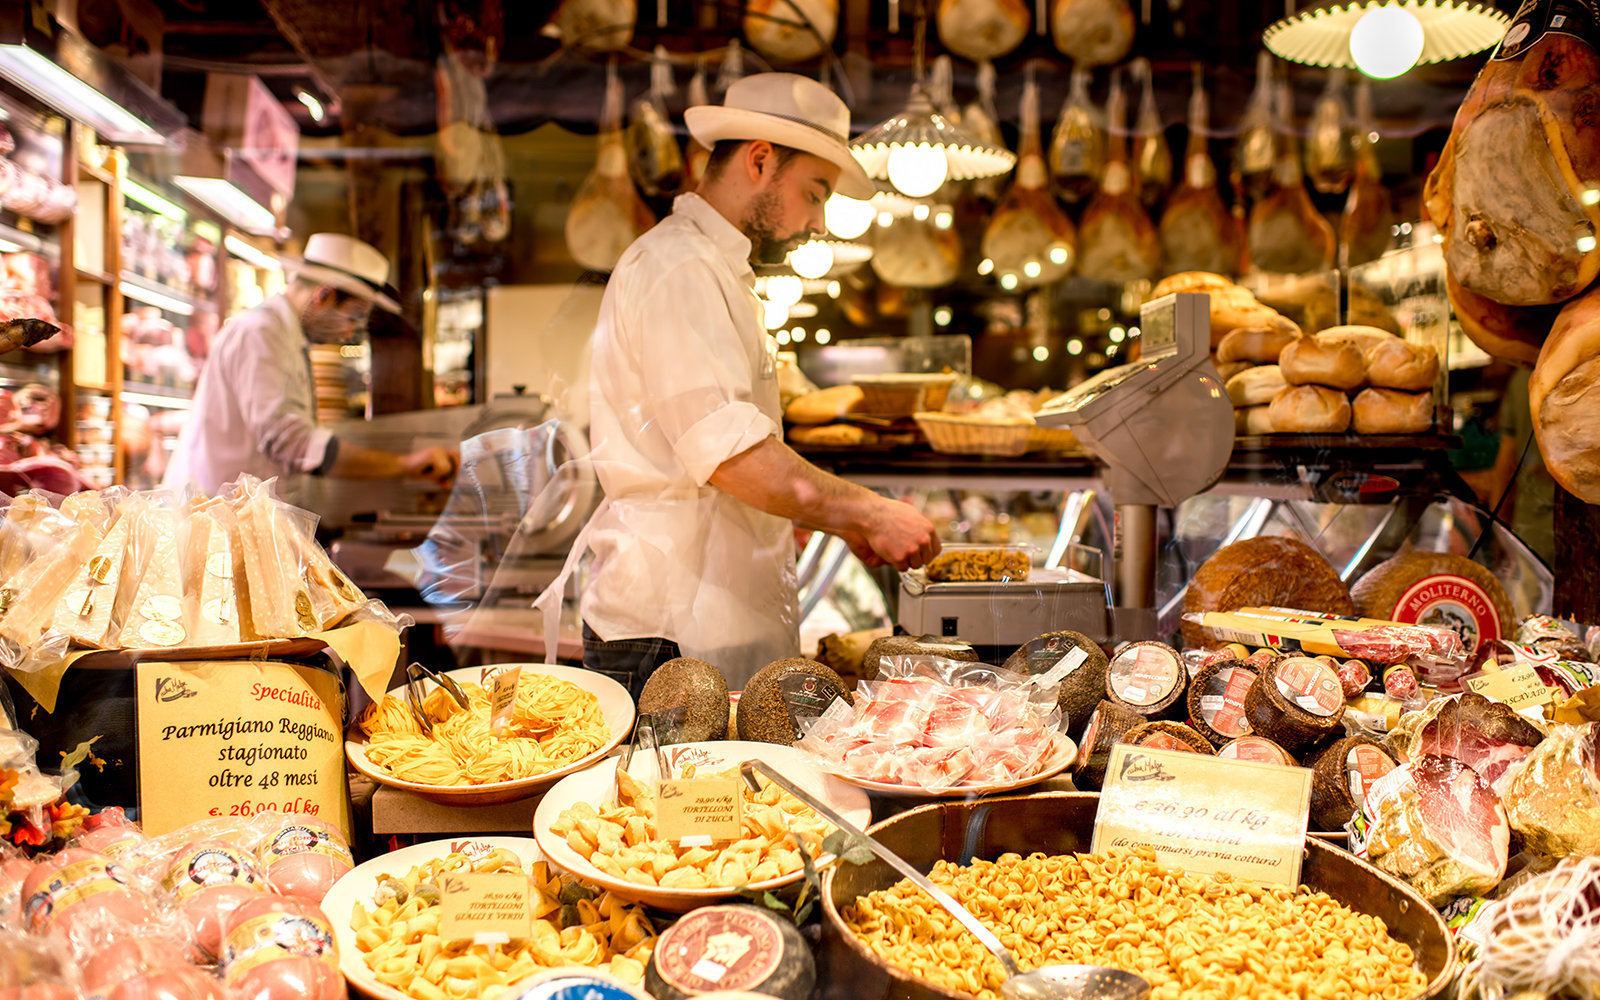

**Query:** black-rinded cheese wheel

left=1120, top=721, right=1215, bottom=755
left=861, top=635, right=980, bottom=681
left=1306, top=734, right=1398, bottom=831
left=1071, top=699, right=1145, bottom=790
left=1001, top=630, right=1110, bottom=732
left=1104, top=641, right=1188, bottom=721
left=645, top=904, right=815, bottom=1000
left=1217, top=736, right=1298, bottom=766
left=736, top=658, right=854, bottom=745
left=638, top=657, right=731, bottom=743
left=1187, top=659, right=1259, bottom=748
left=1243, top=656, right=1346, bottom=752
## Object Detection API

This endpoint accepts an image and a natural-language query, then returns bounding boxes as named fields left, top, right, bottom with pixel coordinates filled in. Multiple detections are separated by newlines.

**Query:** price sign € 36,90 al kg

left=1092, top=745, right=1313, bottom=888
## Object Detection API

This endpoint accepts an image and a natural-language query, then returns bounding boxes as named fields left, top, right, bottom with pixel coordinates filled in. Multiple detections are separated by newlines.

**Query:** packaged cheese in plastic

left=182, top=500, right=245, bottom=647
left=50, top=492, right=144, bottom=648
left=117, top=500, right=190, bottom=649
left=0, top=492, right=107, bottom=656
left=230, top=481, right=313, bottom=639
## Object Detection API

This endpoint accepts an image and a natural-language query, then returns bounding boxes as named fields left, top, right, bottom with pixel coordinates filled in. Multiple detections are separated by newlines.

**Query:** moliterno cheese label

left=1093, top=745, right=1312, bottom=888
left=135, top=660, right=350, bottom=840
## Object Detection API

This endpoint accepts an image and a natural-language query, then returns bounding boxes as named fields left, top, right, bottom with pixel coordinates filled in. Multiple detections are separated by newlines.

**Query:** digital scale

left=1035, top=292, right=1235, bottom=636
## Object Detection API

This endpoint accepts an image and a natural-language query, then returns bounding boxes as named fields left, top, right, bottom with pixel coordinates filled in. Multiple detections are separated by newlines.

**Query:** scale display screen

left=1140, top=298, right=1177, bottom=356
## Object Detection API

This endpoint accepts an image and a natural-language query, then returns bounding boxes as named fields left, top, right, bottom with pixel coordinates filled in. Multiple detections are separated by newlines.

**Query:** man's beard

left=301, top=305, right=364, bottom=344
left=742, top=189, right=806, bottom=265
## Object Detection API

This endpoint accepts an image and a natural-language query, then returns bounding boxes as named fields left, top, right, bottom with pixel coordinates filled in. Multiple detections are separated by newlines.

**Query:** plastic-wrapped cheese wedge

left=52, top=495, right=146, bottom=648
left=234, top=490, right=312, bottom=638
left=0, top=493, right=106, bottom=649
left=183, top=503, right=244, bottom=647
left=297, top=528, right=365, bottom=630
left=118, top=505, right=189, bottom=649
left=0, top=493, right=51, bottom=579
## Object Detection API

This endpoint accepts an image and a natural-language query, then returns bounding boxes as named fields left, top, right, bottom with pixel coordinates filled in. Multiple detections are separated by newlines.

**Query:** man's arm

left=709, top=436, right=939, bottom=570
left=327, top=441, right=457, bottom=485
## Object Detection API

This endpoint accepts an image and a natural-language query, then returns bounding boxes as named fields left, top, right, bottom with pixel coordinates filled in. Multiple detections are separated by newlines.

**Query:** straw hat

left=684, top=73, right=873, bottom=200
left=281, top=233, right=401, bottom=313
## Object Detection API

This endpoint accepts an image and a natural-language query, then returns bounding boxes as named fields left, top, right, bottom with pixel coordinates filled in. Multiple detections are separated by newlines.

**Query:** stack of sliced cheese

left=0, top=476, right=375, bottom=661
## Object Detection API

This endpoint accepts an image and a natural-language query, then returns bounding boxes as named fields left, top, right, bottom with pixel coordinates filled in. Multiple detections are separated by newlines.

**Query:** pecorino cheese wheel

left=645, top=904, right=814, bottom=1000
left=1002, top=630, right=1110, bottom=732
left=638, top=658, right=732, bottom=744
left=1243, top=656, right=1346, bottom=752
left=1187, top=660, right=1258, bottom=748
left=1104, top=642, right=1188, bottom=721
left=1350, top=552, right=1514, bottom=659
left=1306, top=735, right=1397, bottom=831
left=736, top=659, right=853, bottom=746
left=1071, top=700, right=1145, bottom=790
left=1217, top=736, right=1297, bottom=766
left=1182, top=536, right=1352, bottom=648
left=863, top=635, right=979, bottom=682
left=1120, top=721, right=1215, bottom=755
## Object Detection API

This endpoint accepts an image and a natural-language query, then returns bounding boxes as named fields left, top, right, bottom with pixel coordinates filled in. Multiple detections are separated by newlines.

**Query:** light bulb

left=977, top=258, right=995, bottom=276
left=766, top=275, right=803, bottom=308
left=1067, top=339, right=1084, bottom=356
left=1109, top=327, right=1126, bottom=343
left=792, top=327, right=807, bottom=342
left=1033, top=346, right=1050, bottom=361
left=788, top=241, right=835, bottom=279
left=827, top=280, right=841, bottom=299
left=934, top=210, right=953, bottom=229
left=776, top=329, right=791, bottom=345
left=999, top=273, right=1019, bottom=291
left=1023, top=261, right=1042, bottom=279
left=877, top=211, right=894, bottom=228
left=815, top=329, right=831, bottom=344
left=934, top=306, right=952, bottom=327
left=1350, top=4, right=1425, bottom=79
left=1049, top=245, right=1069, bottom=265
left=912, top=203, right=931, bottom=222
left=886, top=143, right=949, bottom=198
left=764, top=300, right=789, bottom=330
left=825, top=194, right=874, bottom=240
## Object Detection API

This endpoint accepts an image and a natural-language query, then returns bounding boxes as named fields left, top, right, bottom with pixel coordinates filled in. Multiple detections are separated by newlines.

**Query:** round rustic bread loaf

left=1236, top=404, right=1275, bottom=436
left=784, top=385, right=862, bottom=425
left=1269, top=384, right=1352, bottom=433
left=1215, top=360, right=1254, bottom=383
left=1280, top=337, right=1366, bottom=390
left=1351, top=388, right=1433, bottom=435
left=1365, top=339, right=1439, bottom=392
left=1314, top=325, right=1398, bottom=354
left=1153, top=271, right=1234, bottom=298
left=1217, top=316, right=1304, bottom=365
left=1210, top=288, right=1281, bottom=348
left=1226, top=365, right=1287, bottom=406
left=1181, top=536, right=1353, bottom=648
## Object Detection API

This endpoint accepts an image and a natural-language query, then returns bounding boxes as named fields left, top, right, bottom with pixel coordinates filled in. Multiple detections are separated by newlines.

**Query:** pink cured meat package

left=797, top=655, right=1064, bottom=791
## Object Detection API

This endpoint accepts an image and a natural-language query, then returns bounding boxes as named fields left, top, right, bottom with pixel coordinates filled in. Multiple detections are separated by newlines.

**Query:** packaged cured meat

left=566, top=63, right=656, bottom=273
left=1354, top=754, right=1510, bottom=905
left=937, top=0, right=1029, bottom=62
left=73, top=808, right=148, bottom=860
left=541, top=0, right=635, bottom=52
left=1341, top=80, right=1392, bottom=268
left=1232, top=52, right=1279, bottom=203
left=1503, top=723, right=1600, bottom=859
left=13, top=385, right=60, bottom=437
left=744, top=0, right=837, bottom=62
left=106, top=965, right=225, bottom=1000
left=1475, top=857, right=1600, bottom=999
left=1161, top=66, right=1240, bottom=277
left=1050, top=0, right=1134, bottom=66
left=257, top=813, right=353, bottom=905
left=983, top=69, right=1077, bottom=288
left=1129, top=59, right=1171, bottom=209
left=79, top=931, right=194, bottom=996
left=1391, top=692, right=1545, bottom=798
left=1305, top=68, right=1356, bottom=195
left=962, top=61, right=1010, bottom=205
left=21, top=849, right=163, bottom=939
left=1049, top=66, right=1103, bottom=204
left=625, top=47, right=685, bottom=199
left=1078, top=68, right=1161, bottom=285
left=1187, top=606, right=1466, bottom=666
left=1000, top=629, right=1108, bottom=732
left=219, top=895, right=345, bottom=1000
left=0, top=932, right=77, bottom=1000
left=161, top=838, right=269, bottom=959
left=1248, top=81, right=1336, bottom=275
left=1351, top=552, right=1514, bottom=659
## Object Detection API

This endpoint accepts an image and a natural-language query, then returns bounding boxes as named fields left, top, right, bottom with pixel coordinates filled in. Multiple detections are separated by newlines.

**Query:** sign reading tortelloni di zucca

left=136, top=660, right=351, bottom=840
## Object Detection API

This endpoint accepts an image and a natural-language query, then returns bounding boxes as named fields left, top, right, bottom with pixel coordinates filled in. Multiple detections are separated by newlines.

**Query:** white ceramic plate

left=821, top=733, right=1079, bottom=798
left=345, top=664, right=634, bottom=806
left=323, top=836, right=545, bottom=1000
left=533, top=741, right=871, bottom=913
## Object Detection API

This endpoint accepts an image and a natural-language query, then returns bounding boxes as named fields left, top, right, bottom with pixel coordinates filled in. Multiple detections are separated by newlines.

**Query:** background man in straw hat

left=166, top=233, right=457, bottom=499
left=579, top=73, right=941, bottom=691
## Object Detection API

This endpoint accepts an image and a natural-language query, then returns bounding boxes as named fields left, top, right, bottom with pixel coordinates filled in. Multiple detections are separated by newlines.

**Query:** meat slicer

left=1035, top=292, right=1234, bottom=638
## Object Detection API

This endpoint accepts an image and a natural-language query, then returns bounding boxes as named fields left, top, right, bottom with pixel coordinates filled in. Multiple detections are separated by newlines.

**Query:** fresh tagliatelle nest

left=358, top=675, right=610, bottom=786
left=548, top=767, right=834, bottom=890
left=349, top=846, right=656, bottom=1000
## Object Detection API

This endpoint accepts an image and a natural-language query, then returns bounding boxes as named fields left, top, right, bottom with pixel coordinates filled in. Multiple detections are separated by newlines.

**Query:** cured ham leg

left=0, top=319, right=57, bottom=353
left=964, top=61, right=1009, bottom=204
left=565, top=63, right=656, bottom=272
left=1531, top=280, right=1600, bottom=502
left=1160, top=65, right=1240, bottom=276
left=1050, top=0, right=1134, bottom=66
left=1448, top=272, right=1557, bottom=367
left=541, top=0, right=635, bottom=51
left=1341, top=80, right=1392, bottom=268
left=982, top=70, right=1077, bottom=287
left=1232, top=52, right=1278, bottom=204
left=1248, top=81, right=1336, bottom=275
left=625, top=46, right=685, bottom=199
left=938, top=0, right=1029, bottom=61
left=1305, top=68, right=1356, bottom=195
left=1050, top=66, right=1103, bottom=204
left=1131, top=58, right=1171, bottom=209
left=745, top=0, right=838, bottom=62
left=1078, top=69, right=1161, bottom=284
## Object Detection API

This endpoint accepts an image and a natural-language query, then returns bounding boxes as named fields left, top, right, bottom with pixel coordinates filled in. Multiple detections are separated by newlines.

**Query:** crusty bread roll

left=1217, top=315, right=1304, bottom=364
left=1313, top=325, right=1397, bottom=354
left=787, top=423, right=875, bottom=446
left=1280, top=337, right=1366, bottom=390
left=785, top=385, right=863, bottom=425
left=1269, top=384, right=1352, bottom=433
left=1226, top=365, right=1288, bottom=406
left=1530, top=284, right=1600, bottom=502
left=1215, top=360, right=1254, bottom=383
left=1211, top=288, right=1282, bottom=348
left=1365, top=339, right=1439, bottom=392
left=1154, top=271, right=1234, bottom=298
left=1234, top=405, right=1275, bottom=436
left=1351, top=388, right=1433, bottom=435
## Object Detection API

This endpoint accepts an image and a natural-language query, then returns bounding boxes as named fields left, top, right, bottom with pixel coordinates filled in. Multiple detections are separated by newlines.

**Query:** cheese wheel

left=1001, top=630, right=1109, bottom=732
left=1104, top=642, right=1188, bottom=721
left=1186, top=660, right=1258, bottom=748
left=1071, top=699, right=1143, bottom=791
left=1351, top=388, right=1433, bottom=435
left=736, top=658, right=853, bottom=746
left=645, top=904, right=814, bottom=1000
left=1217, top=736, right=1297, bottom=766
left=1350, top=553, right=1514, bottom=658
left=1121, top=721, right=1215, bottom=754
left=868, top=636, right=980, bottom=682
left=1226, top=365, right=1287, bottom=406
left=637, top=658, right=731, bottom=743
left=1280, top=337, right=1366, bottom=390
left=1307, top=735, right=1396, bottom=831
left=1182, top=536, right=1352, bottom=649
left=1242, top=656, right=1346, bottom=752
left=1269, top=384, right=1352, bottom=433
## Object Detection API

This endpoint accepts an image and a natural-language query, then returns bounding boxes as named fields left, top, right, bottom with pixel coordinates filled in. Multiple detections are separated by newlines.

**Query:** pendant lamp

left=1264, top=0, right=1509, bottom=79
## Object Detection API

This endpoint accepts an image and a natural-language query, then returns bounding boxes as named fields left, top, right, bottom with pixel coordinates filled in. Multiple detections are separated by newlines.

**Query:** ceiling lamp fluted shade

left=850, top=86, right=1017, bottom=188
left=1264, top=0, right=1509, bottom=68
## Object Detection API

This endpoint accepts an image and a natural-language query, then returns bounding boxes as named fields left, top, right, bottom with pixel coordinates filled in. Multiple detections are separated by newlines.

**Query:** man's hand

left=835, top=529, right=887, bottom=570
left=402, top=446, right=458, bottom=486
left=861, top=498, right=940, bottom=571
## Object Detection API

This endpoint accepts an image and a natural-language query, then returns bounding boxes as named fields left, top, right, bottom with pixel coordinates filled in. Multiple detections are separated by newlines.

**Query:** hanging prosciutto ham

left=1160, top=65, right=1240, bottom=276
left=1050, top=65, right=1103, bottom=204
left=1448, top=272, right=1556, bottom=367
left=1131, top=58, right=1172, bottom=208
left=1248, top=80, right=1336, bottom=275
left=1232, top=51, right=1278, bottom=204
left=1341, top=80, right=1392, bottom=268
left=1078, top=69, right=1161, bottom=285
left=983, top=70, right=1077, bottom=288
left=684, top=59, right=712, bottom=189
left=871, top=216, right=963, bottom=288
left=745, top=0, right=838, bottom=62
left=1530, top=281, right=1600, bottom=502
left=566, top=63, right=656, bottom=272
left=938, top=0, right=1030, bottom=61
left=964, top=61, right=1010, bottom=204
left=626, top=47, right=686, bottom=199
left=1050, top=0, right=1134, bottom=66
left=541, top=0, right=635, bottom=51
left=1305, top=68, right=1357, bottom=195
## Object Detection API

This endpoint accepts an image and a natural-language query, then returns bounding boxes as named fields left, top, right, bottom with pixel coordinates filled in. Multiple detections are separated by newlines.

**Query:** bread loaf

left=1215, top=360, right=1254, bottom=383
left=1217, top=316, right=1303, bottom=364
left=1269, top=384, right=1352, bottom=433
left=1530, top=282, right=1600, bottom=502
left=1313, top=325, right=1397, bottom=354
left=785, top=386, right=862, bottom=425
left=1351, top=388, right=1433, bottom=435
left=1226, top=365, right=1287, bottom=406
left=786, top=424, right=874, bottom=446
left=1210, top=288, right=1282, bottom=348
left=1365, top=339, right=1439, bottom=392
left=1234, top=405, right=1274, bottom=436
left=1153, top=271, right=1233, bottom=298
left=1182, top=536, right=1352, bottom=648
left=1280, top=337, right=1365, bottom=390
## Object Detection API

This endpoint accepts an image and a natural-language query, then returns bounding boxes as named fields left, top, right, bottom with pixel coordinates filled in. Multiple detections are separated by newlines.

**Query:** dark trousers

left=582, top=623, right=680, bottom=699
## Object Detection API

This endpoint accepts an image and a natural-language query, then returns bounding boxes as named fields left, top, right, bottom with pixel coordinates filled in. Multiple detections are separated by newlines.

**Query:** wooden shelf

left=78, top=161, right=115, bottom=186
left=76, top=267, right=114, bottom=286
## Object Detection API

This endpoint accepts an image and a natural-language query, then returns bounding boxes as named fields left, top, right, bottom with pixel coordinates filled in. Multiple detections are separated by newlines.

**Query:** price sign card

left=440, top=872, right=533, bottom=940
left=1464, top=662, right=1553, bottom=716
left=1092, top=745, right=1312, bottom=888
left=656, top=777, right=743, bottom=842
left=135, top=660, right=350, bottom=840
left=486, top=664, right=523, bottom=735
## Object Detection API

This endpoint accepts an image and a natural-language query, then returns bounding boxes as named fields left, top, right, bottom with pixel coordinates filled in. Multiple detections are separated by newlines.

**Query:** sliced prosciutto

left=1414, top=692, right=1544, bottom=795
left=1365, top=754, right=1510, bottom=905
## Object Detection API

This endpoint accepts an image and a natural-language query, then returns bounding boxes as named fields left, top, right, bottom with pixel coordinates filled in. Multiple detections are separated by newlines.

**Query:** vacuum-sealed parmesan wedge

left=118, top=505, right=189, bottom=649
left=294, top=523, right=365, bottom=629
left=0, top=498, right=104, bottom=649
left=234, top=490, right=312, bottom=638
left=0, top=493, right=51, bottom=579
left=183, top=505, right=244, bottom=647
left=51, top=495, right=146, bottom=648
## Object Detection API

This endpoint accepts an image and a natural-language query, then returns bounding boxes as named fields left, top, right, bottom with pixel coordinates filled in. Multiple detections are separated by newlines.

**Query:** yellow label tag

left=488, top=665, right=522, bottom=736
left=656, top=777, right=744, bottom=842
left=134, top=661, right=352, bottom=841
left=1464, top=662, right=1553, bottom=712
left=439, top=872, right=533, bottom=940
left=1092, top=745, right=1312, bottom=889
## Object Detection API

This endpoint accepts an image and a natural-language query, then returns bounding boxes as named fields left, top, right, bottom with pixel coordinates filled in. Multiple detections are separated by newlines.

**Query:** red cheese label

left=1076, top=710, right=1102, bottom=769
left=162, top=845, right=266, bottom=902
left=222, top=909, right=340, bottom=983
left=1199, top=666, right=1254, bottom=738
left=1274, top=658, right=1344, bottom=718
left=1347, top=745, right=1395, bottom=810
left=1220, top=737, right=1288, bottom=765
left=654, top=906, right=784, bottom=993
left=1136, top=732, right=1199, bottom=753
left=1110, top=646, right=1180, bottom=707
left=1390, top=574, right=1502, bottom=656
left=24, top=858, right=139, bottom=934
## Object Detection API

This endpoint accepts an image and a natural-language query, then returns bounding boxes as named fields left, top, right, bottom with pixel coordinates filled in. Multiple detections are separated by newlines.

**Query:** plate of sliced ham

left=819, top=730, right=1078, bottom=798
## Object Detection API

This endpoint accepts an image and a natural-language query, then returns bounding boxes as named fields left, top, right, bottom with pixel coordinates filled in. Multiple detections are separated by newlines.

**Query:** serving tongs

left=610, top=713, right=670, bottom=806
left=739, top=760, right=1151, bottom=1000
left=404, top=662, right=471, bottom=736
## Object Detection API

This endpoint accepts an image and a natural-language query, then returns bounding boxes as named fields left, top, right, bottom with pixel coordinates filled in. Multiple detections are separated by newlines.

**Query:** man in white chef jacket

left=581, top=74, right=941, bottom=692
left=165, top=234, right=456, bottom=502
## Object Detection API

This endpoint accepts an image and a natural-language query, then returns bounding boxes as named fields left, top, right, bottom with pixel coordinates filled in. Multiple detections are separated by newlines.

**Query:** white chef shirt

left=581, top=193, right=798, bottom=679
left=163, top=293, right=334, bottom=502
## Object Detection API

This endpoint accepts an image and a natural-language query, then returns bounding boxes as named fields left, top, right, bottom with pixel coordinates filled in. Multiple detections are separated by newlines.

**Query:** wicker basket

left=851, top=373, right=958, bottom=418
left=1026, top=426, right=1080, bottom=453
left=915, top=412, right=1033, bottom=457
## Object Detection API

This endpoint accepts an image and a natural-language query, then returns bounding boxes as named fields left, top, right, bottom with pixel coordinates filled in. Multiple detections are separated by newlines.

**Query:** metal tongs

left=610, top=713, right=670, bottom=806
left=739, top=760, right=1151, bottom=1000
left=404, top=662, right=471, bottom=736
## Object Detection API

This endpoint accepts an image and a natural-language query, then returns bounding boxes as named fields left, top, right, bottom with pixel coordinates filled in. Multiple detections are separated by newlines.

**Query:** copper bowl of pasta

left=346, top=664, right=634, bottom=806
left=818, top=793, right=1456, bottom=1000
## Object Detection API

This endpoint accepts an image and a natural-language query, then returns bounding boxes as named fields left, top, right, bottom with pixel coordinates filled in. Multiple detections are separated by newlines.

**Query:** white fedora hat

left=281, top=233, right=401, bottom=314
left=684, top=73, right=874, bottom=200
